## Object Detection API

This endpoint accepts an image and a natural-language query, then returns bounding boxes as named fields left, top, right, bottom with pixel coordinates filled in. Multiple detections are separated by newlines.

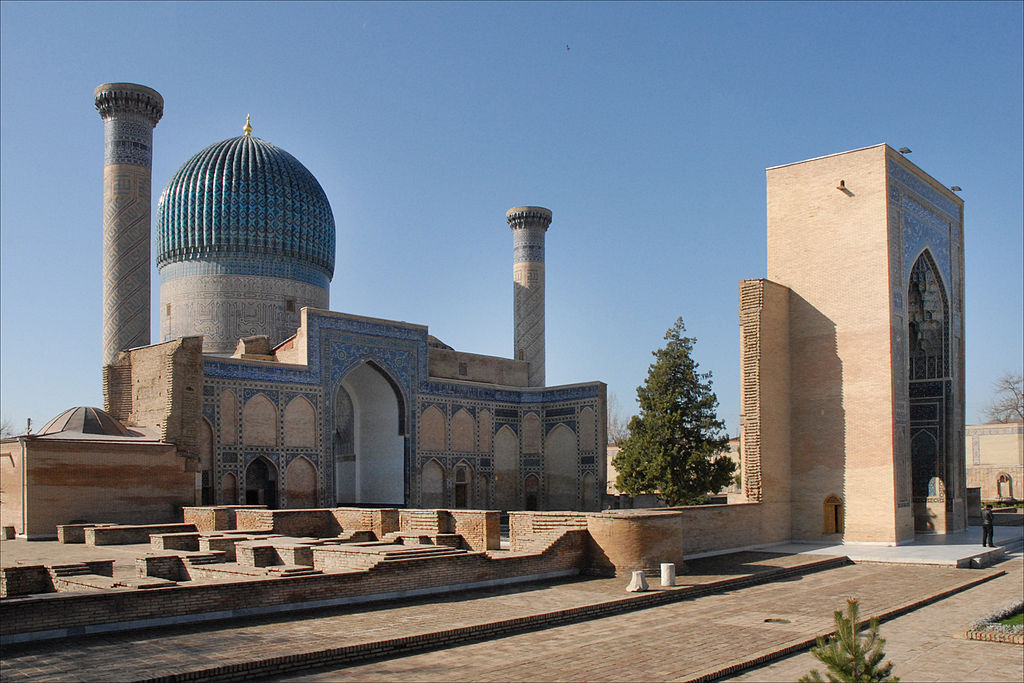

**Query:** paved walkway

left=0, top=552, right=832, bottom=681
left=730, top=553, right=1024, bottom=682
left=277, top=560, right=1018, bottom=683
left=2, top=554, right=1002, bottom=682
left=751, top=524, right=1023, bottom=566
left=1, top=543, right=1020, bottom=682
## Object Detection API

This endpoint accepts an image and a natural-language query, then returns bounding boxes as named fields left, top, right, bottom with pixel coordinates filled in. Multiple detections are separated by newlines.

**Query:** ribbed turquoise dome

left=156, top=135, right=335, bottom=280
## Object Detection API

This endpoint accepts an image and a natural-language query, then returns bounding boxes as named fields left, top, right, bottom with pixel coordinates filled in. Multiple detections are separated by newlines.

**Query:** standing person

left=982, top=504, right=995, bottom=547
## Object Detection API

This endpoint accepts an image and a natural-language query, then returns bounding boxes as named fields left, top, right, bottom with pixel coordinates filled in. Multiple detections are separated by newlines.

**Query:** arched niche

left=336, top=362, right=406, bottom=505
left=283, top=395, right=317, bottom=448
left=243, top=393, right=277, bottom=446
left=451, top=409, right=476, bottom=452
left=419, top=405, right=446, bottom=452
left=494, top=425, right=519, bottom=510
left=524, top=473, right=540, bottom=511
left=454, top=461, right=474, bottom=508
left=421, top=459, right=445, bottom=508
left=997, top=473, right=1013, bottom=500
left=244, top=457, right=278, bottom=508
left=285, top=456, right=318, bottom=509
left=545, top=424, right=577, bottom=510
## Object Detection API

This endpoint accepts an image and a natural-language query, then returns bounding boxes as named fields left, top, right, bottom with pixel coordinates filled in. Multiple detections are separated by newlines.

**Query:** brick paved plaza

left=1, top=546, right=1020, bottom=682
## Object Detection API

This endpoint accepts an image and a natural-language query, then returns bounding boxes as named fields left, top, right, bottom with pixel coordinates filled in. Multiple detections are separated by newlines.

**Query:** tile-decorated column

left=507, top=206, right=551, bottom=387
left=95, top=83, right=163, bottom=365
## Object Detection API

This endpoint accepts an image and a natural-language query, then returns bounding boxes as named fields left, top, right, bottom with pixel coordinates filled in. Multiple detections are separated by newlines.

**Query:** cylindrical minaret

left=507, top=206, right=552, bottom=387
left=95, top=83, right=163, bottom=365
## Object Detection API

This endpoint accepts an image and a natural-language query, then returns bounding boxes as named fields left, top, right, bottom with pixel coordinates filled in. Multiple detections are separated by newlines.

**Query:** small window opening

left=458, top=362, right=468, bottom=376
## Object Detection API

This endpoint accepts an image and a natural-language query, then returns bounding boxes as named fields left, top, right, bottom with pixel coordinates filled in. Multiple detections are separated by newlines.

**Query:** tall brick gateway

left=739, top=145, right=967, bottom=544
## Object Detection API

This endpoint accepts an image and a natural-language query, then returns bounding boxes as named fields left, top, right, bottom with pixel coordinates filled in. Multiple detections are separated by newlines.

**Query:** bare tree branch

left=606, top=392, right=631, bottom=445
left=984, top=372, right=1023, bottom=423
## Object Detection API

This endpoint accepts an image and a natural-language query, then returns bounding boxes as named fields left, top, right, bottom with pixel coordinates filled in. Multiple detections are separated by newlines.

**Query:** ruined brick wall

left=738, top=279, right=792, bottom=542
left=0, top=565, right=53, bottom=598
left=450, top=510, right=500, bottom=551
left=103, top=337, right=204, bottom=467
left=0, top=531, right=588, bottom=638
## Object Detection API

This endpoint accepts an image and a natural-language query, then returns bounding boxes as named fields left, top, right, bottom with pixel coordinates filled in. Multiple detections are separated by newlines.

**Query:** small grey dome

left=37, top=407, right=131, bottom=437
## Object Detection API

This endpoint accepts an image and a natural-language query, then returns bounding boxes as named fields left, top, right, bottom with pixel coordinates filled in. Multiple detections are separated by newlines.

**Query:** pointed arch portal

left=333, top=362, right=406, bottom=505
left=907, top=250, right=951, bottom=533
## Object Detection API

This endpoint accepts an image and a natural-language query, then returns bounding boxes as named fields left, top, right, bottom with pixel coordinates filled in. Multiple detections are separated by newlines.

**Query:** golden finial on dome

left=243, top=114, right=253, bottom=136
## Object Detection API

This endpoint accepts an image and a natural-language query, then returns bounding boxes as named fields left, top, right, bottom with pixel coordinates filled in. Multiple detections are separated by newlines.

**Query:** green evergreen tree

left=612, top=318, right=734, bottom=506
left=800, top=599, right=898, bottom=683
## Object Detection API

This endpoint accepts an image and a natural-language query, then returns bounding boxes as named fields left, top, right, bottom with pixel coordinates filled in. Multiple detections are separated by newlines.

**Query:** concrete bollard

left=626, top=569, right=649, bottom=592
left=661, top=562, right=676, bottom=587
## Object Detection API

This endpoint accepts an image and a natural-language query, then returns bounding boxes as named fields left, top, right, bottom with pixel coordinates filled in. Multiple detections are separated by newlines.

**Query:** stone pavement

left=279, top=561, right=1016, bottom=683
left=751, top=524, right=1024, bottom=567
left=0, top=552, right=1015, bottom=682
left=730, top=554, right=1024, bottom=682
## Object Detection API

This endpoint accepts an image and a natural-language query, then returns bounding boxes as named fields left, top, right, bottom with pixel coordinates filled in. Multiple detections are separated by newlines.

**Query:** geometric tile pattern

left=95, top=84, right=163, bottom=365
left=508, top=207, right=551, bottom=388
left=155, top=135, right=335, bottom=279
left=202, top=308, right=604, bottom=508
left=887, top=157, right=965, bottom=514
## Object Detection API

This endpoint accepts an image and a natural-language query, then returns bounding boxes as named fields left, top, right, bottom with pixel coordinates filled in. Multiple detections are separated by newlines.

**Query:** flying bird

left=566, top=44, right=570, bottom=51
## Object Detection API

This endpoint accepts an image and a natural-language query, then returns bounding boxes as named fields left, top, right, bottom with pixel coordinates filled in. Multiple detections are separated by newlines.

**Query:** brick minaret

left=95, top=83, right=163, bottom=365
left=507, top=206, right=551, bottom=387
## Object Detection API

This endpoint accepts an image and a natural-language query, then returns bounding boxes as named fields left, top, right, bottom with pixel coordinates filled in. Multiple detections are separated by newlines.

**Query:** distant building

left=965, top=423, right=1023, bottom=501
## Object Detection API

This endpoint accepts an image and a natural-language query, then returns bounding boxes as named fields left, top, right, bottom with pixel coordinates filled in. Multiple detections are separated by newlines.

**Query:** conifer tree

left=612, top=318, right=734, bottom=506
left=801, top=599, right=899, bottom=682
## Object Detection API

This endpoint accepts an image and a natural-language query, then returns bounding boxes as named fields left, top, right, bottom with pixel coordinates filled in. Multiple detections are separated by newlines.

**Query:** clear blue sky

left=2, top=1, right=1022, bottom=435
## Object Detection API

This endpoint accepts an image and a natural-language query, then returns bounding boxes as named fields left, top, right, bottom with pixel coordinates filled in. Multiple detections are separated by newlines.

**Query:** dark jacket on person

left=983, top=509, right=994, bottom=527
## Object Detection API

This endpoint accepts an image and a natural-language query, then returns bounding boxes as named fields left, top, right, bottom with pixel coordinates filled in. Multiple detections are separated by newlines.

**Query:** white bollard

left=626, top=569, right=649, bottom=592
left=661, top=562, right=676, bottom=587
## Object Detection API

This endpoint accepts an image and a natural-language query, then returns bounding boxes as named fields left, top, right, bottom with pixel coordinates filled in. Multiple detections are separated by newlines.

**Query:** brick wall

left=183, top=506, right=267, bottom=532
left=0, top=531, right=587, bottom=638
left=85, top=523, right=195, bottom=546
left=0, top=565, right=53, bottom=598
left=450, top=510, right=500, bottom=551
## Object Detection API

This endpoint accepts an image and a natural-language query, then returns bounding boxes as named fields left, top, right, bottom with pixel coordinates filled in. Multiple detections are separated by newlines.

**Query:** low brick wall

left=85, top=523, right=197, bottom=546
left=332, top=508, right=398, bottom=538
left=450, top=511, right=500, bottom=551
left=151, top=533, right=201, bottom=551
left=137, top=555, right=188, bottom=582
left=183, top=506, right=266, bottom=533
left=233, top=509, right=342, bottom=537
left=668, top=503, right=769, bottom=555
left=1, top=531, right=588, bottom=639
left=56, top=523, right=115, bottom=544
left=0, top=565, right=54, bottom=597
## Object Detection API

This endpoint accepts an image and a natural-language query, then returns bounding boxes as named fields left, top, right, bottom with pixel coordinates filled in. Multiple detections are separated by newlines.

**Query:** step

left=49, top=564, right=93, bottom=577
left=265, top=565, right=323, bottom=577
